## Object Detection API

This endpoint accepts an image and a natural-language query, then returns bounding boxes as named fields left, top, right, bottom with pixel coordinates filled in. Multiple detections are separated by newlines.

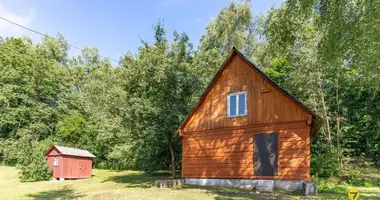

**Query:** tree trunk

left=336, top=78, right=343, bottom=169
left=168, top=135, right=176, bottom=179
left=318, top=73, right=332, bottom=146
left=312, top=96, right=328, bottom=139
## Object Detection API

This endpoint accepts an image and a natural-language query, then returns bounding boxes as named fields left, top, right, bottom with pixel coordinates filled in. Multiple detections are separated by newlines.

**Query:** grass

left=1, top=166, right=380, bottom=200
left=312, top=166, right=380, bottom=200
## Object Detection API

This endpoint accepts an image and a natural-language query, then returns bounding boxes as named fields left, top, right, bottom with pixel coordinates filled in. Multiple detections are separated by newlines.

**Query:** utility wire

left=0, top=16, right=119, bottom=63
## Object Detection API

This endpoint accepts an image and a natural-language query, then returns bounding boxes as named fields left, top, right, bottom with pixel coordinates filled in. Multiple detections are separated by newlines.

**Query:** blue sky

left=0, top=0, right=283, bottom=62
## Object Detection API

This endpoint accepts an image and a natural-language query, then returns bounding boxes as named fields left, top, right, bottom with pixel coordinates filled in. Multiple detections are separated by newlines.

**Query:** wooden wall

left=46, top=148, right=63, bottom=178
left=183, top=55, right=310, bottom=132
left=182, top=121, right=311, bottom=181
left=62, top=156, right=92, bottom=179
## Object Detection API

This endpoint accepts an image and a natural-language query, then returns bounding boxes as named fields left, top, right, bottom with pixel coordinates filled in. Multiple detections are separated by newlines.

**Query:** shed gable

left=46, top=147, right=61, bottom=156
left=181, top=52, right=311, bottom=133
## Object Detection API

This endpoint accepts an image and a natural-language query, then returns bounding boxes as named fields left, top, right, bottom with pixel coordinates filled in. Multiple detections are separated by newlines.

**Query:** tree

left=119, top=22, right=199, bottom=177
left=263, top=0, right=380, bottom=171
left=193, top=1, right=267, bottom=95
left=0, top=37, right=66, bottom=163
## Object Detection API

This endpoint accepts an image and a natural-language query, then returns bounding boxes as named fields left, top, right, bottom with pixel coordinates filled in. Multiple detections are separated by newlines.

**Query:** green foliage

left=342, top=166, right=380, bottom=187
left=119, top=21, right=198, bottom=174
left=312, top=177, right=348, bottom=194
left=17, top=140, right=51, bottom=182
left=199, top=1, right=253, bottom=54
left=262, top=56, right=291, bottom=85
left=0, top=138, right=19, bottom=165
left=311, top=149, right=340, bottom=178
left=57, top=113, right=88, bottom=146
left=264, top=0, right=380, bottom=177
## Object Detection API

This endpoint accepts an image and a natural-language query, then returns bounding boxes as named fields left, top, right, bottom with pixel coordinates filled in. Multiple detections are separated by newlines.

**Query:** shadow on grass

left=181, top=185, right=298, bottom=200
left=101, top=171, right=380, bottom=199
left=103, top=172, right=295, bottom=199
left=102, top=171, right=172, bottom=188
left=25, top=186, right=85, bottom=200
left=183, top=185, right=380, bottom=200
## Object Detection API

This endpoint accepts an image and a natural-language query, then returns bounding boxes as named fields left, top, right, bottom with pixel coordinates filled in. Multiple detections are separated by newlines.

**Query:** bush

left=17, top=141, right=52, bottom=182
left=312, top=177, right=347, bottom=194
left=0, top=139, right=19, bottom=165
left=311, top=150, right=340, bottom=178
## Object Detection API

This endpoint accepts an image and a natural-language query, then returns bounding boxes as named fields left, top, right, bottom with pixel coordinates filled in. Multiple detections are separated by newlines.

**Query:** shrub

left=0, top=139, right=19, bottom=165
left=312, top=177, right=347, bottom=194
left=311, top=150, right=340, bottom=178
left=17, top=141, right=52, bottom=182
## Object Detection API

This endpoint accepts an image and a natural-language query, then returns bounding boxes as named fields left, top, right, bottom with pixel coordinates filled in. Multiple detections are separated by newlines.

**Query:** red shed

left=45, top=145, right=96, bottom=180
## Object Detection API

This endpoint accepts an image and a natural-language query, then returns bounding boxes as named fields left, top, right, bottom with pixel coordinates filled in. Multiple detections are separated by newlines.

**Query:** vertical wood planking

left=183, top=54, right=310, bottom=132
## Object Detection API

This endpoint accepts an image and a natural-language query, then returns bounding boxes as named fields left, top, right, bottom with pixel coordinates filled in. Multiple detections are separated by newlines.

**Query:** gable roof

left=178, top=47, right=323, bottom=139
left=46, top=145, right=96, bottom=158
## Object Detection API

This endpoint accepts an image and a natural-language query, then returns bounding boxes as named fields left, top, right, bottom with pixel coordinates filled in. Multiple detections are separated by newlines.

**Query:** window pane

left=229, top=95, right=237, bottom=116
left=53, top=157, right=58, bottom=166
left=238, top=93, right=246, bottom=115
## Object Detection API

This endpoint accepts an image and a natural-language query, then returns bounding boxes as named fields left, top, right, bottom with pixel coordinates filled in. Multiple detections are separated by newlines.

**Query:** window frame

left=227, top=91, right=248, bottom=118
left=53, top=156, right=59, bottom=166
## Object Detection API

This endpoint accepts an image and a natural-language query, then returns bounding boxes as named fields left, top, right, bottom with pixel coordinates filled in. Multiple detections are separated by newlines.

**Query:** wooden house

left=178, top=48, right=323, bottom=182
left=45, top=145, right=96, bottom=180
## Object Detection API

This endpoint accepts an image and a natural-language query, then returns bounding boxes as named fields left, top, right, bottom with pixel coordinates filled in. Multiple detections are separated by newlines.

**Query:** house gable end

left=180, top=49, right=314, bottom=133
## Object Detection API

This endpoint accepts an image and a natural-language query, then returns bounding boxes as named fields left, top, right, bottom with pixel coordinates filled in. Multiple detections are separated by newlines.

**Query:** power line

left=0, top=16, right=119, bottom=63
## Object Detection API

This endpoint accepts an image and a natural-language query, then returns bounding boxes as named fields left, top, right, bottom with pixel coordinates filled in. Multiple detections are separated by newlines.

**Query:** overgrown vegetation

left=0, top=0, right=379, bottom=181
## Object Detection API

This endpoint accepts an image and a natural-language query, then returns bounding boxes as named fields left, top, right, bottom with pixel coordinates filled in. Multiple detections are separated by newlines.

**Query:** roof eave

left=310, top=115, right=324, bottom=141
left=177, top=49, right=239, bottom=135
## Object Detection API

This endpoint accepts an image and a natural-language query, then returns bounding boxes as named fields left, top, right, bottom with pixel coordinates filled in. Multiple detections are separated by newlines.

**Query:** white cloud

left=0, top=1, right=36, bottom=38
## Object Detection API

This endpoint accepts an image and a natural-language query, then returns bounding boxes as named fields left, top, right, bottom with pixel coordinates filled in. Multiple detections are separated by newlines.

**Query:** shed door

left=254, top=132, right=278, bottom=176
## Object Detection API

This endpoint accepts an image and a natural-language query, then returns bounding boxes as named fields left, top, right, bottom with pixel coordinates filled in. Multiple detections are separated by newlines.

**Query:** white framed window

left=227, top=91, right=247, bottom=117
left=53, top=156, right=59, bottom=166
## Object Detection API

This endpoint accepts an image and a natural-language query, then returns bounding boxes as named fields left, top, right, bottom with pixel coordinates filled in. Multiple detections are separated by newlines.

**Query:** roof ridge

left=49, top=144, right=96, bottom=158
left=54, top=145, right=88, bottom=150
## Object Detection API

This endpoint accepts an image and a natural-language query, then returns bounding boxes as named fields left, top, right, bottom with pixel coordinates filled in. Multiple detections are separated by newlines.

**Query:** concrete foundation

left=303, top=182, right=318, bottom=196
left=274, top=180, right=303, bottom=192
left=184, top=178, right=317, bottom=196
left=155, top=179, right=183, bottom=188
left=184, top=178, right=259, bottom=188
left=256, top=180, right=274, bottom=193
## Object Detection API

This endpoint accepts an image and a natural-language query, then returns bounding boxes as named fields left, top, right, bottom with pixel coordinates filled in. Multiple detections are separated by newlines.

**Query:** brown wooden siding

left=182, top=121, right=311, bottom=181
left=181, top=53, right=313, bottom=181
left=183, top=55, right=310, bottom=132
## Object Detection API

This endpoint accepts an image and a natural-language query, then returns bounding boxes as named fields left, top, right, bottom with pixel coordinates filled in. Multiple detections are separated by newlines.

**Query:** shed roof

left=46, top=145, right=96, bottom=158
left=178, top=47, right=323, bottom=139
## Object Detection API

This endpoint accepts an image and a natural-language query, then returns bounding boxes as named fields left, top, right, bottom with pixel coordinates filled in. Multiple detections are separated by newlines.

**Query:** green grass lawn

left=1, top=166, right=379, bottom=200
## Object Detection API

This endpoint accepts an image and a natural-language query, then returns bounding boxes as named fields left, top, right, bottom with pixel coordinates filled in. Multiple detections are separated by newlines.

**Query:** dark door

left=254, top=132, right=278, bottom=176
